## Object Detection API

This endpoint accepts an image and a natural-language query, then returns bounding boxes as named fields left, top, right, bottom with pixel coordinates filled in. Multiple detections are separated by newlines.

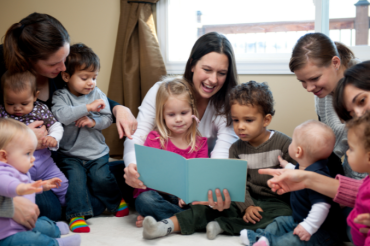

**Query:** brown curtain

left=103, top=0, right=167, bottom=159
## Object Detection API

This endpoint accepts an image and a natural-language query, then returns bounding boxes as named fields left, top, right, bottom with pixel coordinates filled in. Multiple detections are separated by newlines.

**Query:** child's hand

left=293, top=224, right=311, bottom=241
left=243, top=206, right=263, bottom=224
left=178, top=198, right=186, bottom=208
left=42, top=177, right=62, bottom=191
left=278, top=155, right=289, bottom=168
left=87, top=99, right=105, bottom=112
left=16, top=180, right=46, bottom=195
left=42, top=136, right=57, bottom=148
left=75, top=116, right=96, bottom=128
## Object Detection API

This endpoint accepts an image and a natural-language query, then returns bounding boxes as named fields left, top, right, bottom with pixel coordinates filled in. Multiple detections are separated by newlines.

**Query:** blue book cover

left=135, top=144, right=247, bottom=203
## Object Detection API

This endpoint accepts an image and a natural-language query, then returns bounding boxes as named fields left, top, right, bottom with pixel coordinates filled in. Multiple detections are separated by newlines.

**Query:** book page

left=135, top=144, right=187, bottom=200
left=187, top=158, right=247, bottom=203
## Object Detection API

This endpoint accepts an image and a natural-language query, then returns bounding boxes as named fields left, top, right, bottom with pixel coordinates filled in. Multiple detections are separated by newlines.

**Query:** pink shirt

left=133, top=131, right=208, bottom=198
left=347, top=175, right=370, bottom=246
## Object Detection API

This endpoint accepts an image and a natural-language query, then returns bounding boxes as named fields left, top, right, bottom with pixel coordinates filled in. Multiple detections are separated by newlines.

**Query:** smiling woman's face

left=294, top=58, right=341, bottom=98
left=343, top=84, right=370, bottom=119
left=33, top=42, right=70, bottom=79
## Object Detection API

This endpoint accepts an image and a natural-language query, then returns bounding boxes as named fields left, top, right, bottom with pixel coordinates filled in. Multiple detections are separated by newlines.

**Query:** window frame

left=156, top=0, right=370, bottom=74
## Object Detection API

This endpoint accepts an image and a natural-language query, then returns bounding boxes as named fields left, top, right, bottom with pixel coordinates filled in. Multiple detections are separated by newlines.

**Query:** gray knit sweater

left=52, top=87, right=112, bottom=160
left=229, top=131, right=294, bottom=212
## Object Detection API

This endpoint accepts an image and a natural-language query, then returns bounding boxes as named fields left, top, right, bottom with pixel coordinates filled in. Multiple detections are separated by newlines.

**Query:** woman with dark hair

left=259, top=60, right=370, bottom=244
left=123, top=32, right=239, bottom=227
left=289, top=32, right=365, bottom=180
left=0, top=12, right=137, bottom=224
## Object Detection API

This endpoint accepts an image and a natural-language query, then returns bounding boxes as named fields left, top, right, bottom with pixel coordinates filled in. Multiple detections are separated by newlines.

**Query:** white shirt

left=123, top=81, right=238, bottom=165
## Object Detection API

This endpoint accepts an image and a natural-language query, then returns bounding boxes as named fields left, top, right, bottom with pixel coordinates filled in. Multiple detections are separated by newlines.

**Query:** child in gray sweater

left=52, top=43, right=129, bottom=233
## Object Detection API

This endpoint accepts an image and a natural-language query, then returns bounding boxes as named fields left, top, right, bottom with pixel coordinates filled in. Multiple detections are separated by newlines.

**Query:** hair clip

left=192, top=115, right=200, bottom=125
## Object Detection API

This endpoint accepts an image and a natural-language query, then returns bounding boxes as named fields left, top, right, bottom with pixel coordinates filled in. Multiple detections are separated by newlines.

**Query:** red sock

left=115, top=198, right=129, bottom=217
left=69, top=216, right=90, bottom=233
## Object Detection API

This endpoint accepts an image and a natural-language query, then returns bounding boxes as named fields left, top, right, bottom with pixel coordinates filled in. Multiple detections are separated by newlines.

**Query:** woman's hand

left=258, top=168, right=308, bottom=195
left=192, top=189, right=231, bottom=212
left=354, top=213, right=370, bottom=233
left=13, top=196, right=40, bottom=229
left=28, top=121, right=48, bottom=150
left=124, top=163, right=146, bottom=189
left=112, top=105, right=137, bottom=139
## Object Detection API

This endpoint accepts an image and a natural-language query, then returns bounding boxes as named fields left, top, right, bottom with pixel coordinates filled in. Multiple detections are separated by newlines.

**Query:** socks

left=69, top=216, right=90, bottom=233
left=56, top=221, right=70, bottom=235
left=240, top=229, right=250, bottom=246
left=115, top=198, right=129, bottom=217
left=142, top=216, right=174, bottom=239
left=56, top=234, right=81, bottom=246
left=253, top=237, right=269, bottom=246
left=206, top=221, right=224, bottom=240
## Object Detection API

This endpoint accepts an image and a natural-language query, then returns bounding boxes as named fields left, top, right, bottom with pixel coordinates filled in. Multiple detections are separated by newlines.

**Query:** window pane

left=167, top=0, right=315, bottom=61
left=329, top=0, right=370, bottom=46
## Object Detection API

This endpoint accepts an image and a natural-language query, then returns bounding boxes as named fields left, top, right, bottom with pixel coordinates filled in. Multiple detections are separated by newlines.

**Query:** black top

left=0, top=45, right=120, bottom=121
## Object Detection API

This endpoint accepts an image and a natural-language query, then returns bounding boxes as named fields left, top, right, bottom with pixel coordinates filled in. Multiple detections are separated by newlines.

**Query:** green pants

left=176, top=197, right=292, bottom=235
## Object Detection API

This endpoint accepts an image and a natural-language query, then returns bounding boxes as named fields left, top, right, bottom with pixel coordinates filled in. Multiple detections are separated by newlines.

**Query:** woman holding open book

left=123, top=32, right=239, bottom=226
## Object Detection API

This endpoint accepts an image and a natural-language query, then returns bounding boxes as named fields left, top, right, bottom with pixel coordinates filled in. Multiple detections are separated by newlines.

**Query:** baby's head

left=346, top=111, right=370, bottom=174
left=155, top=76, right=200, bottom=151
left=0, top=118, right=37, bottom=174
left=61, top=43, right=100, bottom=96
left=226, top=81, right=275, bottom=144
left=289, top=120, right=335, bottom=164
left=1, top=71, right=39, bottom=116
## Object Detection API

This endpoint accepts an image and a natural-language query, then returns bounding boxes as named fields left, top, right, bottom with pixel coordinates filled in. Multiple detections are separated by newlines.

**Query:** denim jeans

left=246, top=216, right=338, bottom=246
left=58, top=153, right=121, bottom=220
left=135, top=190, right=186, bottom=221
left=0, top=216, right=60, bottom=246
left=108, top=161, right=135, bottom=206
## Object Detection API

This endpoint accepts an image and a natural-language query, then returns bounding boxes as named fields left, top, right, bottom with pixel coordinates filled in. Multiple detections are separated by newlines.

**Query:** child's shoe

left=115, top=198, right=129, bottom=217
left=69, top=216, right=90, bottom=233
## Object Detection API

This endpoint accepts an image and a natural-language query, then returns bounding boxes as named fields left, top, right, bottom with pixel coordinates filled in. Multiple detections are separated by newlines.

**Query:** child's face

left=3, top=132, right=37, bottom=174
left=4, top=88, right=37, bottom=116
left=230, top=103, right=271, bottom=146
left=163, top=95, right=193, bottom=137
left=62, top=68, right=98, bottom=96
left=347, top=128, right=370, bottom=173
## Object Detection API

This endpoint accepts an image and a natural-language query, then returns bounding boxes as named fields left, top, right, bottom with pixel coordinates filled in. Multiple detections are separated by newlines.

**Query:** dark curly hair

left=225, top=81, right=275, bottom=126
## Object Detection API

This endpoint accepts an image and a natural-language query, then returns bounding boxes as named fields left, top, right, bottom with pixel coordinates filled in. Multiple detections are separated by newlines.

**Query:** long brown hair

left=183, top=32, right=238, bottom=115
left=289, top=33, right=355, bottom=72
left=3, top=12, right=70, bottom=74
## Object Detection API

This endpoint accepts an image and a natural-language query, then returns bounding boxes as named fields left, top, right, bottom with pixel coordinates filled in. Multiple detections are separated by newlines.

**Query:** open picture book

left=135, top=144, right=248, bottom=203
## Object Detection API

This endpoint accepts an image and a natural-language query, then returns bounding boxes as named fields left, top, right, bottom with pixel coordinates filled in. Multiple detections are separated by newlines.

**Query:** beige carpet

left=67, top=211, right=243, bottom=246
left=64, top=211, right=354, bottom=246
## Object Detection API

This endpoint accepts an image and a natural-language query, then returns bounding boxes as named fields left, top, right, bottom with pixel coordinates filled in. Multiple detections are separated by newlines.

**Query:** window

left=156, top=0, right=370, bottom=74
